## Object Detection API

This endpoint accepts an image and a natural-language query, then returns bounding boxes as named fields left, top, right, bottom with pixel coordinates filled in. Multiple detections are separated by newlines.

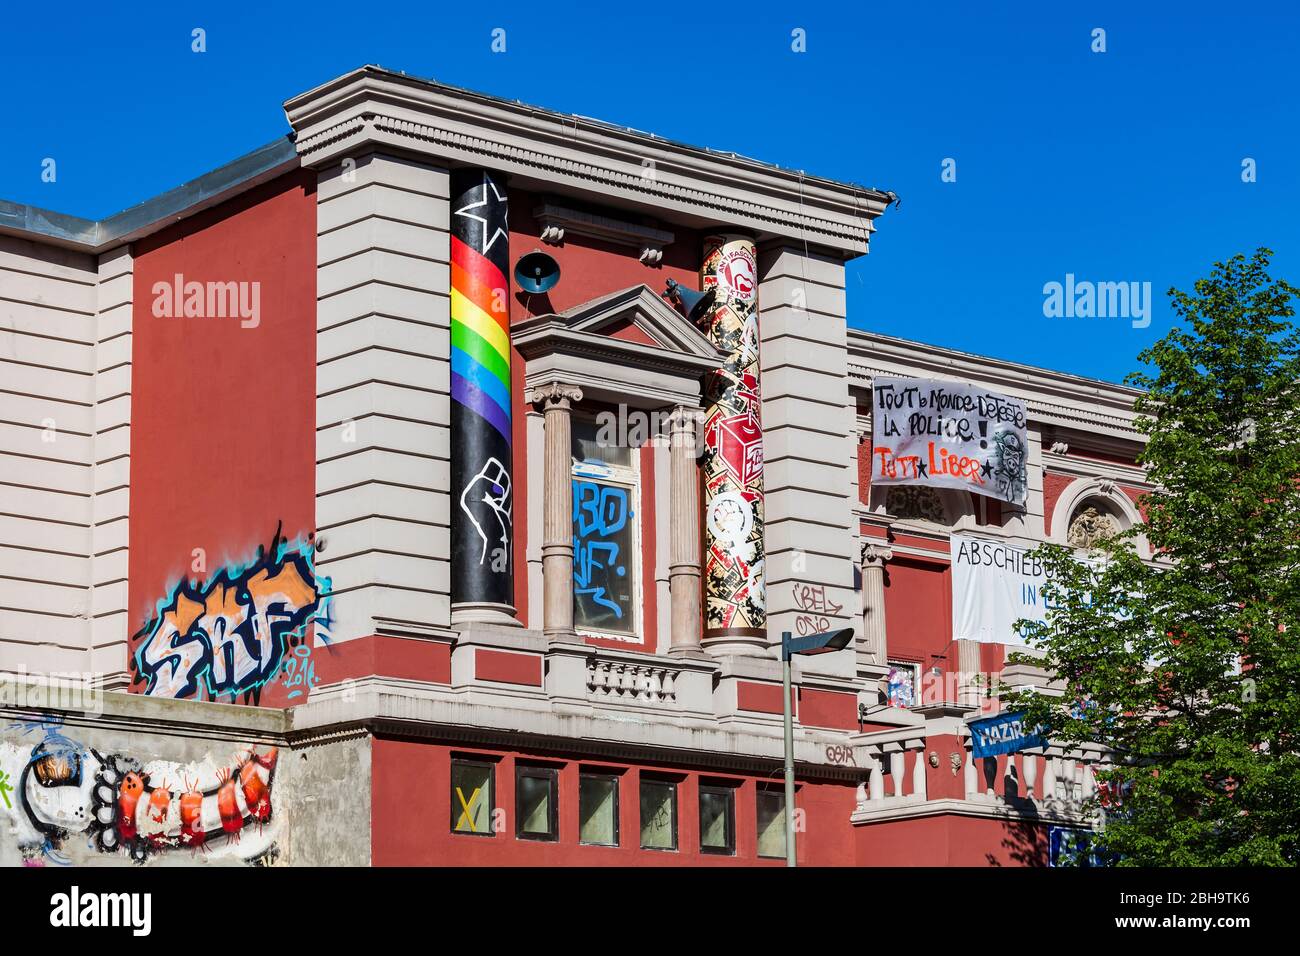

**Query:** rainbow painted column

left=699, top=234, right=766, bottom=651
left=449, top=168, right=516, bottom=624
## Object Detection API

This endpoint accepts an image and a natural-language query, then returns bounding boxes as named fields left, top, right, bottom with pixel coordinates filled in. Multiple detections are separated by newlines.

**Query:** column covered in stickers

left=699, top=234, right=766, bottom=649
left=449, top=168, right=516, bottom=621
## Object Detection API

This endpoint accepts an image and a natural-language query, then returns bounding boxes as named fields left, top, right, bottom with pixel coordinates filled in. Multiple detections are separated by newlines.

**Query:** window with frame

left=756, top=787, right=786, bottom=859
left=639, top=777, right=677, bottom=851
left=451, top=759, right=495, bottom=836
left=886, top=660, right=919, bottom=709
left=516, top=765, right=559, bottom=841
left=579, top=771, right=620, bottom=847
left=571, top=416, right=640, bottom=639
left=698, top=784, right=736, bottom=855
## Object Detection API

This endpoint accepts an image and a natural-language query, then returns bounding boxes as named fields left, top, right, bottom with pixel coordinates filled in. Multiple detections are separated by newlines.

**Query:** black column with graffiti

left=450, top=168, right=515, bottom=614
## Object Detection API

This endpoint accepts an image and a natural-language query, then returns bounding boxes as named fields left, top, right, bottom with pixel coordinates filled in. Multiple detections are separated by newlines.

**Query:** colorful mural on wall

left=699, top=234, right=766, bottom=641
left=450, top=168, right=515, bottom=614
left=0, top=719, right=280, bottom=865
left=131, top=526, right=331, bottom=703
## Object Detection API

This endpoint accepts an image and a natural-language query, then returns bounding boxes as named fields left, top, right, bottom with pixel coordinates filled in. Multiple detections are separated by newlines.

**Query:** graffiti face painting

left=131, top=527, right=331, bottom=702
left=699, top=234, right=766, bottom=641
left=1, top=720, right=280, bottom=865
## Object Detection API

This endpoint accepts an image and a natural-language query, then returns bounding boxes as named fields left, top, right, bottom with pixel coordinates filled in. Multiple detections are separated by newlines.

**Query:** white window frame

left=886, top=659, right=920, bottom=709
left=571, top=415, right=643, bottom=644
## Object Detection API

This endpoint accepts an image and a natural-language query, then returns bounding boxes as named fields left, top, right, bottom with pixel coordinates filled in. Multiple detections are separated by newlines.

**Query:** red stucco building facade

left=0, top=67, right=1147, bottom=867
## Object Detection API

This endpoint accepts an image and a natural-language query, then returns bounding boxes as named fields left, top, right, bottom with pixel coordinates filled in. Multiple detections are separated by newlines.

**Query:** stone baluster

left=889, top=751, right=905, bottom=797
left=964, top=749, right=979, bottom=798
left=912, top=749, right=927, bottom=800
left=869, top=758, right=885, bottom=803
left=1082, top=762, right=1097, bottom=802
left=1061, top=759, right=1078, bottom=801
left=1022, top=754, right=1038, bottom=800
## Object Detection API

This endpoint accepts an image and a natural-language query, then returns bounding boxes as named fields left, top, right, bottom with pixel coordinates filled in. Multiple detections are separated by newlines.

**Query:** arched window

left=1049, top=477, right=1150, bottom=558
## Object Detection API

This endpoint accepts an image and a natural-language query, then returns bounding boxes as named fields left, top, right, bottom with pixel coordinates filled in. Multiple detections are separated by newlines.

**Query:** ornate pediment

left=567, top=285, right=721, bottom=355
left=513, top=285, right=724, bottom=409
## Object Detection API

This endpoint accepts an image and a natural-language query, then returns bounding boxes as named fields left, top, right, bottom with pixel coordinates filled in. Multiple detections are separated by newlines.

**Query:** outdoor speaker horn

left=664, top=278, right=716, bottom=324
left=515, top=251, right=561, bottom=293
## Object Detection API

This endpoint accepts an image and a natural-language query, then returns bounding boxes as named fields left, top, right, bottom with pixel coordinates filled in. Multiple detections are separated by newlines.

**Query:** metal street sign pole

left=780, top=627, right=852, bottom=870
left=782, top=645, right=796, bottom=867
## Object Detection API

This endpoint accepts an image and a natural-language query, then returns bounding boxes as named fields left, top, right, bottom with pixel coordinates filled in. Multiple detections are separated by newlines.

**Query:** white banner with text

left=871, top=375, right=1029, bottom=505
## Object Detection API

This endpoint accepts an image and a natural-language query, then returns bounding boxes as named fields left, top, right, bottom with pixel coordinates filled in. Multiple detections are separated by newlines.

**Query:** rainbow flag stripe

left=450, top=235, right=512, bottom=443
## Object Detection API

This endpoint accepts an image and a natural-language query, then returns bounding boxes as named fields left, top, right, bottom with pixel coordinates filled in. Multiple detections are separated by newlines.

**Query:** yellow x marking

left=455, top=786, right=482, bottom=832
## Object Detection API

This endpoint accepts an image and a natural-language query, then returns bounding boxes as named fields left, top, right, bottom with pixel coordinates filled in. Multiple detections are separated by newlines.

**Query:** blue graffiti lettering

left=572, top=480, right=631, bottom=622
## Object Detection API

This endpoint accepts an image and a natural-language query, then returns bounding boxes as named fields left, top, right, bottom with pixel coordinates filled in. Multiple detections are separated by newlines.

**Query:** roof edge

left=847, top=327, right=1144, bottom=404
left=0, top=136, right=299, bottom=254
left=288, top=65, right=898, bottom=207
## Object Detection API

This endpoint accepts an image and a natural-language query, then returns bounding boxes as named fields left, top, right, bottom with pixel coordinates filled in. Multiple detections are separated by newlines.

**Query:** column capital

left=527, top=382, right=583, bottom=410
left=860, top=542, right=893, bottom=567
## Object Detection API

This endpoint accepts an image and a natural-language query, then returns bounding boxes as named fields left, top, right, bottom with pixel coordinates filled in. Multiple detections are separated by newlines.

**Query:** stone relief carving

left=1067, top=502, right=1120, bottom=549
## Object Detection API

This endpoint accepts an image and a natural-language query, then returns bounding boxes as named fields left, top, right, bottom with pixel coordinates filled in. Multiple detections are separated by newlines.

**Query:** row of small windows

left=451, top=759, right=787, bottom=857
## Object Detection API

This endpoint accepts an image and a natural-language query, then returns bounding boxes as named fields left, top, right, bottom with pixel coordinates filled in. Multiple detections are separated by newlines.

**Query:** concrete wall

left=278, top=731, right=372, bottom=866
left=315, top=152, right=453, bottom=643
left=0, top=688, right=370, bottom=866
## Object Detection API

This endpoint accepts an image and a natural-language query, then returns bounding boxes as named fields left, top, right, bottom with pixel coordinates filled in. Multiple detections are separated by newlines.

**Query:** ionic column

left=860, top=543, right=892, bottom=666
left=668, top=406, right=704, bottom=657
left=528, top=383, right=583, bottom=640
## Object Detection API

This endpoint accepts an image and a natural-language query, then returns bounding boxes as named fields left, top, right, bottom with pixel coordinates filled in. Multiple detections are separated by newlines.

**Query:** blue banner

left=969, top=710, right=1046, bottom=758
left=1049, top=827, right=1112, bottom=867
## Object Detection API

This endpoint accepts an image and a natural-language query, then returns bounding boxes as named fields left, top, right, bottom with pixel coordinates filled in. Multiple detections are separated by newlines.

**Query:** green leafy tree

left=1008, top=248, right=1300, bottom=866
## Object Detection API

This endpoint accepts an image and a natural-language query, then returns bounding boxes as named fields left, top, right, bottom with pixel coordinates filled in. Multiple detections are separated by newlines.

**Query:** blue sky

left=5, top=1, right=1296, bottom=384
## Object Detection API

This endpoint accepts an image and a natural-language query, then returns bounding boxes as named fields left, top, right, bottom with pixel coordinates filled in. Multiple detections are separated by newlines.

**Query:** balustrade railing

left=854, top=733, right=1109, bottom=821
left=586, top=657, right=679, bottom=705
left=854, top=738, right=929, bottom=809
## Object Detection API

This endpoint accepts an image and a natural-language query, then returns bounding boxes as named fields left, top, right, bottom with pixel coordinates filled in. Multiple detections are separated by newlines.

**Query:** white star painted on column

left=453, top=172, right=510, bottom=256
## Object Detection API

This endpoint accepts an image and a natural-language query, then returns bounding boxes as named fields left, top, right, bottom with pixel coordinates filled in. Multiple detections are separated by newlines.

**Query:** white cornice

left=533, top=200, right=674, bottom=265
left=284, top=66, right=892, bottom=257
left=847, top=329, right=1145, bottom=441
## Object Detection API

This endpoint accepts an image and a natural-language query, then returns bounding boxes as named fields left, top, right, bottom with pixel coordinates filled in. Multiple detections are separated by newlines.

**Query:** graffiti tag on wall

left=132, top=526, right=331, bottom=702
left=1, top=719, right=280, bottom=865
left=572, top=476, right=635, bottom=635
left=792, top=583, right=844, bottom=636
